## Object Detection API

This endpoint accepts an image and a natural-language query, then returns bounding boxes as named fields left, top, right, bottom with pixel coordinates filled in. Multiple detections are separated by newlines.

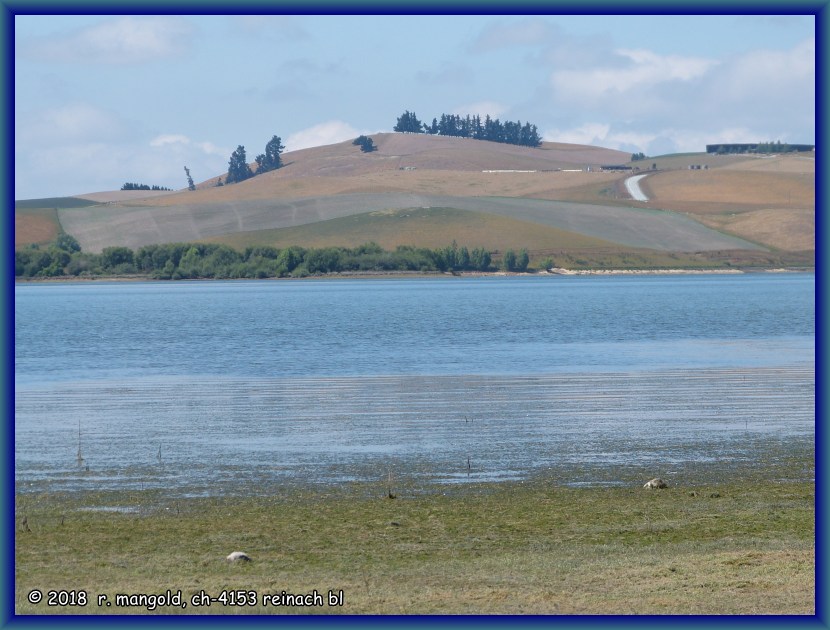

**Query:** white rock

left=226, top=551, right=251, bottom=562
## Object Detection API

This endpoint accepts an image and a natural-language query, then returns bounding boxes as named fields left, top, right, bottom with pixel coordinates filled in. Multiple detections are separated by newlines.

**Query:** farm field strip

left=58, top=193, right=766, bottom=254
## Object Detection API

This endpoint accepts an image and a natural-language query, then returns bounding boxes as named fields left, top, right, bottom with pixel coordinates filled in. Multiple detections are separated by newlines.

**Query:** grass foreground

left=15, top=477, right=814, bottom=616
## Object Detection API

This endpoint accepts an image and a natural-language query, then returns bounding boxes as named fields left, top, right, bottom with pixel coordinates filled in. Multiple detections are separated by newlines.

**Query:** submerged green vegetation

left=15, top=474, right=814, bottom=615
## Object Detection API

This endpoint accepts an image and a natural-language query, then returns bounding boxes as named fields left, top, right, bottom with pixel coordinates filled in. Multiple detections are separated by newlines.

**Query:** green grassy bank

left=15, top=477, right=814, bottom=615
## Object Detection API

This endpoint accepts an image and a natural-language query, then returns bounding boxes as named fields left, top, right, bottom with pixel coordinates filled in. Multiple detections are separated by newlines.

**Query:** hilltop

left=15, top=133, right=814, bottom=270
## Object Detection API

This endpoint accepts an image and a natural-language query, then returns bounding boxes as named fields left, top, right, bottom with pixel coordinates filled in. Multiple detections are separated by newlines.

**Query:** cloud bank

left=19, top=16, right=194, bottom=64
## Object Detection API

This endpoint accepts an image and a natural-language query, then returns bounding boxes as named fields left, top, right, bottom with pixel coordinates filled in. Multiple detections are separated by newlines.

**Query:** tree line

left=393, top=110, right=542, bottom=147
left=121, top=183, right=173, bottom=191
left=16, top=237, right=536, bottom=280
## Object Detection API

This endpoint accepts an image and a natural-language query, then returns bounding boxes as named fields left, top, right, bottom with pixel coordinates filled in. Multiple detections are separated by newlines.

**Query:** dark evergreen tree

left=255, top=135, right=285, bottom=174
left=184, top=166, right=196, bottom=191
left=352, top=135, right=376, bottom=152
left=516, top=248, right=530, bottom=272
left=483, top=115, right=496, bottom=142
left=393, top=110, right=423, bottom=133
left=502, top=249, right=517, bottom=272
left=470, top=247, right=491, bottom=271
left=473, top=115, right=483, bottom=139
left=226, top=146, right=253, bottom=184
left=395, top=110, right=541, bottom=147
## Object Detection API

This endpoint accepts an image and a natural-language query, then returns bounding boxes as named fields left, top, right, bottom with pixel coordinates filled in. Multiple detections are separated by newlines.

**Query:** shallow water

left=14, top=275, right=815, bottom=496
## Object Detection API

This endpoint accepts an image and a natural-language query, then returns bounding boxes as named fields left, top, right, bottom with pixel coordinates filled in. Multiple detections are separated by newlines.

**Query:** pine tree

left=184, top=166, right=196, bottom=191
left=352, top=135, right=376, bottom=152
left=393, top=110, right=423, bottom=133
left=255, top=135, right=285, bottom=174
left=226, top=146, right=253, bottom=184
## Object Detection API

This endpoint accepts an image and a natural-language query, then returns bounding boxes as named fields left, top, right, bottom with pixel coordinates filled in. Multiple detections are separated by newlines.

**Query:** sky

left=13, top=13, right=816, bottom=199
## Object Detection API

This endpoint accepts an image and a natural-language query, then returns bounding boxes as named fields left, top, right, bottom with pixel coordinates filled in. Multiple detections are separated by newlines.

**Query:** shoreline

left=14, top=266, right=814, bottom=284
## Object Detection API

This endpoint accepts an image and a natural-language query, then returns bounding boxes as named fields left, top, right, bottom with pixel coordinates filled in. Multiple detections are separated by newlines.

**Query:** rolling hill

left=15, top=133, right=815, bottom=268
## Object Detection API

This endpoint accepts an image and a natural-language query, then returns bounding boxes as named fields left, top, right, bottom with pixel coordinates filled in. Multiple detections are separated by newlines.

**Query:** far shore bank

left=13, top=266, right=815, bottom=284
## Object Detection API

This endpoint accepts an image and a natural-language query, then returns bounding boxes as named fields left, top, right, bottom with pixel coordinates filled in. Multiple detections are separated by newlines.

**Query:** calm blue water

left=14, top=274, right=815, bottom=383
left=14, top=274, right=815, bottom=496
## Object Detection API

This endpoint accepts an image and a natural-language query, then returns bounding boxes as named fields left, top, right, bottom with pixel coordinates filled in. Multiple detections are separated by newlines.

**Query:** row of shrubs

left=16, top=237, right=536, bottom=280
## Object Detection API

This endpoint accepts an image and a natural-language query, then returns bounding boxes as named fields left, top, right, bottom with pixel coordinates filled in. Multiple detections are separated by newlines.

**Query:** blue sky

left=14, top=13, right=815, bottom=198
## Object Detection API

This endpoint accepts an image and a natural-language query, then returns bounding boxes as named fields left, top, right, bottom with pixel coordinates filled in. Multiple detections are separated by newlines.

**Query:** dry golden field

left=15, top=209, right=60, bottom=248
left=637, top=154, right=815, bottom=251
left=15, top=135, right=815, bottom=260
left=122, top=169, right=624, bottom=208
left=642, top=170, right=813, bottom=211
left=122, top=133, right=629, bottom=208
left=694, top=208, right=814, bottom=252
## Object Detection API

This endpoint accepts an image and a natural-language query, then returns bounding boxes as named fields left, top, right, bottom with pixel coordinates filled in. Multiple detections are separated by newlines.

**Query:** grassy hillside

left=14, top=136, right=815, bottom=264
left=14, top=196, right=100, bottom=209
left=56, top=194, right=765, bottom=255
left=203, top=207, right=619, bottom=252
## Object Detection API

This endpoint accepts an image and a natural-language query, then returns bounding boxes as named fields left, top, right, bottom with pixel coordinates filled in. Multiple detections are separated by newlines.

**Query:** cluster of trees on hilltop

left=708, top=141, right=815, bottom=155
left=221, top=134, right=286, bottom=186
left=121, top=183, right=173, bottom=191
left=754, top=141, right=804, bottom=154
left=393, top=110, right=542, bottom=147
left=16, top=238, right=544, bottom=280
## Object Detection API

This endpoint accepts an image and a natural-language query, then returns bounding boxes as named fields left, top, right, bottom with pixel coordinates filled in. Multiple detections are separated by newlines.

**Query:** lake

left=14, top=274, right=815, bottom=496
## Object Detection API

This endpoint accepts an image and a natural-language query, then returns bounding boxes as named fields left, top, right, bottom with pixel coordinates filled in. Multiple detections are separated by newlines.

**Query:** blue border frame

left=4, top=2, right=825, bottom=628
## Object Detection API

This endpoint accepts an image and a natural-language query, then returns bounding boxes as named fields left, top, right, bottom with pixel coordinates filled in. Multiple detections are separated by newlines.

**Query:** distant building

left=600, top=165, right=633, bottom=172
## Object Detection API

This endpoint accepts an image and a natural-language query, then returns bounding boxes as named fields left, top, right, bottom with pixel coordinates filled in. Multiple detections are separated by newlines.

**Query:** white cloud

left=229, top=15, right=309, bottom=41
left=471, top=18, right=558, bottom=52
left=617, top=48, right=717, bottom=81
left=544, top=122, right=795, bottom=156
left=705, top=37, right=814, bottom=107
left=15, top=124, right=231, bottom=198
left=284, top=121, right=364, bottom=151
left=20, top=16, right=194, bottom=64
left=545, top=123, right=661, bottom=152
left=150, top=134, right=190, bottom=147
left=416, top=65, right=473, bottom=86
left=149, top=134, right=228, bottom=157
left=194, top=141, right=227, bottom=157
left=544, top=122, right=611, bottom=146
left=550, top=49, right=718, bottom=103
left=541, top=36, right=814, bottom=153
left=16, top=103, right=126, bottom=144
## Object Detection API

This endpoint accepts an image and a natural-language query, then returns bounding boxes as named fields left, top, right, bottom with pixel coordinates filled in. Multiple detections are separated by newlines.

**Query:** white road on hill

left=625, top=174, right=650, bottom=201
